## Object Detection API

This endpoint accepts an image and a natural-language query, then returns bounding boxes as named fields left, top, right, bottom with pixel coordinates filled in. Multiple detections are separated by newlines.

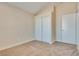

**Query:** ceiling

left=7, top=2, right=62, bottom=14
left=7, top=2, right=50, bottom=14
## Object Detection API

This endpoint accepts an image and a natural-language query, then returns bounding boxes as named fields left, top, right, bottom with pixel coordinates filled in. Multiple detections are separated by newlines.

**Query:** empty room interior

left=0, top=2, right=79, bottom=56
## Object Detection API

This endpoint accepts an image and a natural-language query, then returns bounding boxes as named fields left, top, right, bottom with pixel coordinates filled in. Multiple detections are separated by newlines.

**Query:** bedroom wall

left=0, top=3, right=34, bottom=50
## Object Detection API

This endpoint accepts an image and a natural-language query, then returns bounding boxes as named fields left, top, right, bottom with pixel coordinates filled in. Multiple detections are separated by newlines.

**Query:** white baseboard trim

left=50, top=40, right=56, bottom=44
left=56, top=40, right=77, bottom=45
left=0, top=39, right=35, bottom=51
left=34, top=38, right=55, bottom=44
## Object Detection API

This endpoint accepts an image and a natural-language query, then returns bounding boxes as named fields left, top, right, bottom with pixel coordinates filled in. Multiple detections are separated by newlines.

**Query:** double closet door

left=35, top=15, right=51, bottom=44
left=61, top=13, right=76, bottom=44
left=56, top=13, right=77, bottom=45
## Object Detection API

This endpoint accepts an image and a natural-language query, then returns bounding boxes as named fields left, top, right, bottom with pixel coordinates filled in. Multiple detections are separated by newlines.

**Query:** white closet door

left=42, top=16, right=51, bottom=43
left=56, top=16, right=62, bottom=42
left=62, top=13, right=76, bottom=44
left=35, top=16, right=42, bottom=41
left=77, top=13, right=79, bottom=45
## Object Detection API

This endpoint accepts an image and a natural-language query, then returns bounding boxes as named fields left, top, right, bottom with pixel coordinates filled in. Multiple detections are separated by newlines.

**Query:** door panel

left=35, top=16, right=42, bottom=41
left=42, top=16, right=51, bottom=43
left=62, top=13, right=76, bottom=44
left=56, top=16, right=62, bottom=41
left=77, top=13, right=79, bottom=45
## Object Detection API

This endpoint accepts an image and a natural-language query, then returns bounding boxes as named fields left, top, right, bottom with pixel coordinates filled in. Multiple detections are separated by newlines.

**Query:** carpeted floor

left=0, top=40, right=77, bottom=56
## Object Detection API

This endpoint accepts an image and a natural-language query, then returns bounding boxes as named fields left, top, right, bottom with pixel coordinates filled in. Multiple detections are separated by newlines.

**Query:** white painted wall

left=0, top=3, right=34, bottom=50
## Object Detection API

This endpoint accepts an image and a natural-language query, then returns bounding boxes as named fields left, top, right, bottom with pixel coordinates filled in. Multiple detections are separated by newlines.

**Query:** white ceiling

left=7, top=2, right=50, bottom=14
left=7, top=2, right=62, bottom=14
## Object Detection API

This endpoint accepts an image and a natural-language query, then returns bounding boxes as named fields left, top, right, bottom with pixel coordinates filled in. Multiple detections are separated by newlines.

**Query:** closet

left=56, top=3, right=77, bottom=45
left=35, top=5, right=55, bottom=44
left=61, top=13, right=76, bottom=44
left=56, top=13, right=77, bottom=44
left=35, top=14, right=52, bottom=44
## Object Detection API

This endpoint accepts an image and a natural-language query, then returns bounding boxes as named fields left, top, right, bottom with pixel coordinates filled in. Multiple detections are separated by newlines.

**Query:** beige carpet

left=0, top=40, right=77, bottom=56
